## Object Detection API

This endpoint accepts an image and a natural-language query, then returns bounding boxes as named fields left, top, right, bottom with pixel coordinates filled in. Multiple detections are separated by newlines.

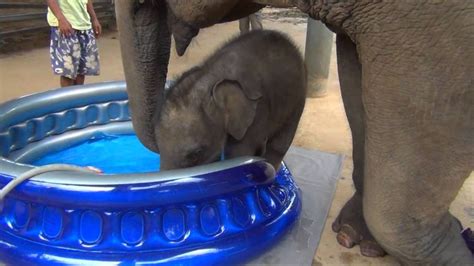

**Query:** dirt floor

left=0, top=8, right=472, bottom=265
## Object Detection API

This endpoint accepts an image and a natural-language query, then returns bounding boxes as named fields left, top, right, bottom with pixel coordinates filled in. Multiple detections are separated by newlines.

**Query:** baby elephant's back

left=225, top=30, right=307, bottom=102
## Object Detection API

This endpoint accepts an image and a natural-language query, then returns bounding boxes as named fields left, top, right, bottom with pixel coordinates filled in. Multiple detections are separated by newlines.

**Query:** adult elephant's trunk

left=116, top=1, right=171, bottom=153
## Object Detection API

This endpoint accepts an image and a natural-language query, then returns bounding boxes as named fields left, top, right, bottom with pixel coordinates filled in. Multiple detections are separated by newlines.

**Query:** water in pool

left=33, top=134, right=160, bottom=174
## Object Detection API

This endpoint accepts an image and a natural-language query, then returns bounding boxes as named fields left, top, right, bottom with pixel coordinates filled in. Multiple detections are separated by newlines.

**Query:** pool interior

left=32, top=134, right=161, bottom=174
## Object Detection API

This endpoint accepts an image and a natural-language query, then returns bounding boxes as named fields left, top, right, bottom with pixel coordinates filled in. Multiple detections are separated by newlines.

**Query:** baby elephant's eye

left=186, top=148, right=204, bottom=163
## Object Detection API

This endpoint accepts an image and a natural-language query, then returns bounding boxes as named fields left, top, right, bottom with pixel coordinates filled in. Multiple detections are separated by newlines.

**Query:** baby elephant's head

left=156, top=70, right=261, bottom=170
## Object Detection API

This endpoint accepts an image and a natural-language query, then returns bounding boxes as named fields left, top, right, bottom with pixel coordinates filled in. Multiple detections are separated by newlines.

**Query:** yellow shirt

left=47, top=0, right=91, bottom=30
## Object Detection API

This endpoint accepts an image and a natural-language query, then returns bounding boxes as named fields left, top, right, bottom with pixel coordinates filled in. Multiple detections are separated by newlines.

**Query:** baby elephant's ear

left=212, top=80, right=261, bottom=140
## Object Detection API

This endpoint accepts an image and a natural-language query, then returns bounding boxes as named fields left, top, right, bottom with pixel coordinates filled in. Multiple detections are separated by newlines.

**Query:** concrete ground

left=0, top=9, right=472, bottom=265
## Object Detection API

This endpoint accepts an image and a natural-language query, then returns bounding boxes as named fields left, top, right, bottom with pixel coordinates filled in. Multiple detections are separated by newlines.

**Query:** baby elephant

left=157, top=30, right=306, bottom=170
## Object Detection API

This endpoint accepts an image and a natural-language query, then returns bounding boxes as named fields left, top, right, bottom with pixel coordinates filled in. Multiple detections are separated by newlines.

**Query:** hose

left=0, top=164, right=100, bottom=202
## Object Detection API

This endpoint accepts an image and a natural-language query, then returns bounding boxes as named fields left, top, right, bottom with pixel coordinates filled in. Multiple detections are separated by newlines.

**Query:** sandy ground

left=0, top=11, right=472, bottom=266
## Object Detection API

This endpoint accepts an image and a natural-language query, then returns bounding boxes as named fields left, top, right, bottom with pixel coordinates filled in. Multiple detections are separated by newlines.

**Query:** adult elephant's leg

left=239, top=17, right=250, bottom=34
left=332, top=34, right=385, bottom=257
left=249, top=13, right=263, bottom=30
left=363, top=84, right=473, bottom=264
left=358, top=3, right=473, bottom=263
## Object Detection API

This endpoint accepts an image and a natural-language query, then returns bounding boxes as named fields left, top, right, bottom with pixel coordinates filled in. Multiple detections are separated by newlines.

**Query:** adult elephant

left=115, top=1, right=473, bottom=264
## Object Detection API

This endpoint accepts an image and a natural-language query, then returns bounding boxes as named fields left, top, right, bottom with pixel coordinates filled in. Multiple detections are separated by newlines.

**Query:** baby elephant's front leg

left=264, top=108, right=305, bottom=170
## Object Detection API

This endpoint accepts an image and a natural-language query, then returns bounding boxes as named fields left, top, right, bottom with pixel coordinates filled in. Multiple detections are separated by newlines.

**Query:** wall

left=0, top=0, right=116, bottom=54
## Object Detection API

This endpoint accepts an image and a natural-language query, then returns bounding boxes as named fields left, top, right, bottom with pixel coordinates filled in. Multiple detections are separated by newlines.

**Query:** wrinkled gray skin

left=116, top=0, right=473, bottom=264
left=156, top=31, right=306, bottom=170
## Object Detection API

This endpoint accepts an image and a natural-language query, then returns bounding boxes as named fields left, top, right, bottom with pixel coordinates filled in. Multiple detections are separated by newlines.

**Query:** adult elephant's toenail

left=360, top=240, right=386, bottom=257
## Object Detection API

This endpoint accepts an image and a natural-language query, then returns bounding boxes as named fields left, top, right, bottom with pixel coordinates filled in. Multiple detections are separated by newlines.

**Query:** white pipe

left=0, top=164, right=100, bottom=202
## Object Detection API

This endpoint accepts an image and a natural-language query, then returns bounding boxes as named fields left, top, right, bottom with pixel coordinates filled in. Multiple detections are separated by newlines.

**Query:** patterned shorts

left=50, top=27, right=100, bottom=79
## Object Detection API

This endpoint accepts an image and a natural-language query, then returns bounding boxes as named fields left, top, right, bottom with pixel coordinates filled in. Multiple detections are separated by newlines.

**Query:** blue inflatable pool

left=0, top=81, right=301, bottom=265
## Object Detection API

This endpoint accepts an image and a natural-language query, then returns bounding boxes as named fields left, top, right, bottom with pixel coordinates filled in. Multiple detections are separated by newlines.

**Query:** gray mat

left=249, top=146, right=344, bottom=266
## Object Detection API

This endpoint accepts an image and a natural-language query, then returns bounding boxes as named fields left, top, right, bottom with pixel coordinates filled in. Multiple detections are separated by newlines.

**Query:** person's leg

left=50, top=27, right=70, bottom=87
left=74, top=74, right=85, bottom=85
left=77, top=29, right=100, bottom=83
left=50, top=27, right=80, bottom=87
left=60, top=76, right=75, bottom=87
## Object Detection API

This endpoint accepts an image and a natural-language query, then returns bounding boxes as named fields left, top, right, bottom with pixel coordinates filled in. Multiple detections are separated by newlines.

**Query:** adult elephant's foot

left=332, top=194, right=386, bottom=257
